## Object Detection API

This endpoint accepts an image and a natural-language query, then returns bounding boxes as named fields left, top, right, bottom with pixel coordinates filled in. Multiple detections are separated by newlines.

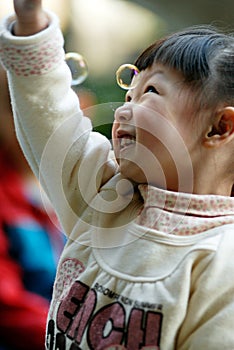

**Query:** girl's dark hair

left=134, top=25, right=234, bottom=110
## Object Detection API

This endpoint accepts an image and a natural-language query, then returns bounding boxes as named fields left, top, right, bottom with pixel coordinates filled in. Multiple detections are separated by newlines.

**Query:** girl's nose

left=114, top=103, right=133, bottom=122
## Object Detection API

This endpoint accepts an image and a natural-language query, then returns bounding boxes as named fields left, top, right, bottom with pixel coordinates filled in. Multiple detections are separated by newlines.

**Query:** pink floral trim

left=137, top=184, right=234, bottom=235
left=0, top=31, right=64, bottom=76
left=49, top=258, right=85, bottom=318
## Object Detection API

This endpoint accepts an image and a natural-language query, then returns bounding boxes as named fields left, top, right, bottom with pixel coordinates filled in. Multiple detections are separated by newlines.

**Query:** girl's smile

left=116, top=126, right=136, bottom=153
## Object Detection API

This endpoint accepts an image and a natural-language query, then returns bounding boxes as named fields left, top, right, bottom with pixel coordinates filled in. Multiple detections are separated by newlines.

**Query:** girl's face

left=112, top=63, right=206, bottom=191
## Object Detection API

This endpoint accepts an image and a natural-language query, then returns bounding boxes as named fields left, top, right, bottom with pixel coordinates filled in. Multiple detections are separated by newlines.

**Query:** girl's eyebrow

left=148, top=71, right=168, bottom=84
left=147, top=69, right=164, bottom=77
left=147, top=67, right=168, bottom=79
left=150, top=68, right=182, bottom=86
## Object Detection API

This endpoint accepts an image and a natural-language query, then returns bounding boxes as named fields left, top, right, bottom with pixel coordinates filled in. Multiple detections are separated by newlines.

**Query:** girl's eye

left=145, top=85, right=159, bottom=94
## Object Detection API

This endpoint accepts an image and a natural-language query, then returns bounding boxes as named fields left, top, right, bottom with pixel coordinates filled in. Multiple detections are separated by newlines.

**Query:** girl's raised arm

left=0, top=1, right=114, bottom=236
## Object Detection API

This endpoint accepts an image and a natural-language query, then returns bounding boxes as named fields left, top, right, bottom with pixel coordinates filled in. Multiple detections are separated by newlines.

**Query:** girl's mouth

left=119, top=135, right=136, bottom=149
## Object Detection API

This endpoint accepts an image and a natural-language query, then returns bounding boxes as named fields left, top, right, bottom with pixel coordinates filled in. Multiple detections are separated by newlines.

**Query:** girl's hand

left=13, top=0, right=49, bottom=36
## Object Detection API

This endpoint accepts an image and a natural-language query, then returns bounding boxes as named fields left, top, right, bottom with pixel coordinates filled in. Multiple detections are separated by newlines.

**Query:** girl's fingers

left=14, top=0, right=42, bottom=17
left=13, top=0, right=48, bottom=36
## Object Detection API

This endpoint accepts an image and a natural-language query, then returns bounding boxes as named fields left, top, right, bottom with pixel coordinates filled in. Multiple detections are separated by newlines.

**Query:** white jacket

left=1, top=12, right=234, bottom=350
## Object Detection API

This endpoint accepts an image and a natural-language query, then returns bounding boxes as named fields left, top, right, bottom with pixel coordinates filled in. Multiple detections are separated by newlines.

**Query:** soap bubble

left=65, top=52, right=88, bottom=86
left=116, top=64, right=140, bottom=90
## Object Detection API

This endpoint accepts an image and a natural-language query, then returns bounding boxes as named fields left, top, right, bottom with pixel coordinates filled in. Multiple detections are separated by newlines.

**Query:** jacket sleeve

left=0, top=12, right=117, bottom=236
left=177, top=226, right=234, bottom=349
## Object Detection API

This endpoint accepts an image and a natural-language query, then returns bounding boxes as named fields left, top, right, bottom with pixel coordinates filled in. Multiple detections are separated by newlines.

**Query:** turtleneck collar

left=136, top=184, right=234, bottom=236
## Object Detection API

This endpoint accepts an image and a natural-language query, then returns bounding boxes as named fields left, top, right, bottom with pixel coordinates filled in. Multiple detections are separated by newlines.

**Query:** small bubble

left=116, top=63, right=140, bottom=90
left=65, top=52, right=88, bottom=86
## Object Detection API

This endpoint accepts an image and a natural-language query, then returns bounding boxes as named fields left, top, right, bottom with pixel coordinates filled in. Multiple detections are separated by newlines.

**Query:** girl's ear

left=203, top=107, right=234, bottom=148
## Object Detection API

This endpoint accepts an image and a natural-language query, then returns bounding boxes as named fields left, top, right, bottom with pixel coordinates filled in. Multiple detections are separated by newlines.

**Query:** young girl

left=1, top=1, right=234, bottom=349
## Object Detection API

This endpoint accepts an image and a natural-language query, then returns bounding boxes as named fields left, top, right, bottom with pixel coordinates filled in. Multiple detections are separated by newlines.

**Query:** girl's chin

left=118, top=160, right=147, bottom=184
